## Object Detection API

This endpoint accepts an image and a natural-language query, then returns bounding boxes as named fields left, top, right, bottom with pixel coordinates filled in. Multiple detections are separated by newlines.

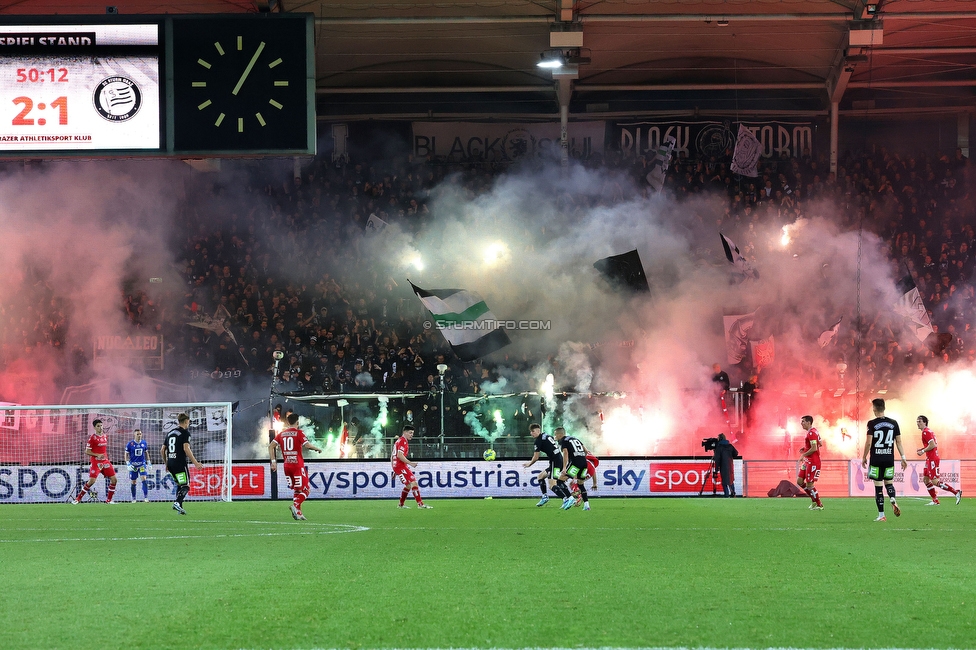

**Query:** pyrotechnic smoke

left=3, top=151, right=974, bottom=464
left=360, top=396, right=389, bottom=459
left=463, top=407, right=505, bottom=443
left=357, top=161, right=976, bottom=459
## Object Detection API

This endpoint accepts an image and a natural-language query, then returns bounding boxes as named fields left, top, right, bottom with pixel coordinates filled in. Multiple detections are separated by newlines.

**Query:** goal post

left=0, top=402, right=233, bottom=504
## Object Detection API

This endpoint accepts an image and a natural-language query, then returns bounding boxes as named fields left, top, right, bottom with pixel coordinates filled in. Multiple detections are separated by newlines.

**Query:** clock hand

left=231, top=41, right=266, bottom=96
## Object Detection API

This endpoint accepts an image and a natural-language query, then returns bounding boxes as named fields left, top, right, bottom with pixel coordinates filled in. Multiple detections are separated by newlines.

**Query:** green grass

left=1, top=497, right=974, bottom=650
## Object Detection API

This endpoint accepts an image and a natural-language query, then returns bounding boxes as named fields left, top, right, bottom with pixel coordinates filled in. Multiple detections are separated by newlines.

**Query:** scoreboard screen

left=0, top=15, right=314, bottom=157
left=0, top=24, right=161, bottom=152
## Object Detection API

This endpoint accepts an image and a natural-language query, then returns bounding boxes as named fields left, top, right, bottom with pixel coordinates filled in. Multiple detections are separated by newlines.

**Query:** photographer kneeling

left=712, top=433, right=738, bottom=497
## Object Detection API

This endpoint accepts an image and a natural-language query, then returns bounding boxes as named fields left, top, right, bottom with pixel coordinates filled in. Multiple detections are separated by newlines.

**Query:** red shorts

left=923, top=458, right=940, bottom=480
left=284, top=465, right=309, bottom=491
left=89, top=461, right=116, bottom=479
left=798, top=460, right=820, bottom=484
left=395, top=467, right=416, bottom=486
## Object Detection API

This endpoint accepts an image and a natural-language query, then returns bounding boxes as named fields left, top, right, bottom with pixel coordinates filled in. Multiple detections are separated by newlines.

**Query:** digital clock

left=0, top=23, right=160, bottom=153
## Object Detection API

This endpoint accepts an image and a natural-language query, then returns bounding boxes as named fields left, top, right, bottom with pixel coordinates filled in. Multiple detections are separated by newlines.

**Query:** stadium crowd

left=3, top=139, right=975, bottom=400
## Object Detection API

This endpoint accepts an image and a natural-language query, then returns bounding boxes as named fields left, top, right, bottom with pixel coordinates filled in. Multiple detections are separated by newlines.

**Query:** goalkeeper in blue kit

left=124, top=429, right=152, bottom=502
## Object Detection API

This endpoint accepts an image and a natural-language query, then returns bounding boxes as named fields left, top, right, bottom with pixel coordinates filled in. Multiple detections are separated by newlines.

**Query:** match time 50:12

left=16, top=68, right=69, bottom=83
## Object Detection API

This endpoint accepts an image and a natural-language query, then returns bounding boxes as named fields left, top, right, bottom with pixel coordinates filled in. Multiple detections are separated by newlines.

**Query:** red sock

left=810, top=488, right=822, bottom=507
left=412, top=486, right=424, bottom=505
left=805, top=487, right=816, bottom=503
left=937, top=481, right=959, bottom=495
left=106, top=484, right=116, bottom=503
left=927, top=486, right=939, bottom=501
left=399, top=487, right=409, bottom=506
left=294, top=491, right=307, bottom=509
left=76, top=485, right=90, bottom=501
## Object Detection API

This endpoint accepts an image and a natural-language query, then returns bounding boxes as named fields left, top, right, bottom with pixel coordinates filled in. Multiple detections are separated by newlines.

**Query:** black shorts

left=546, top=457, right=564, bottom=477
left=167, top=463, right=190, bottom=486
left=867, top=460, right=895, bottom=481
left=566, top=457, right=588, bottom=479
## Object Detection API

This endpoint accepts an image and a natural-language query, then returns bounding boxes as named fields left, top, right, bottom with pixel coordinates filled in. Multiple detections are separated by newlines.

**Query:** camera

left=701, top=437, right=719, bottom=451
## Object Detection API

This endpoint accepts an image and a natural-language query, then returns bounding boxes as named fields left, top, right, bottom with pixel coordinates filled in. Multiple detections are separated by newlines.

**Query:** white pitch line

left=0, top=523, right=369, bottom=543
left=234, top=646, right=952, bottom=650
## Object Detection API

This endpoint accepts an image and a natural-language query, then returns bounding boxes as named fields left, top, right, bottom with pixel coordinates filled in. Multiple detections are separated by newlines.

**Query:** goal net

left=0, top=402, right=233, bottom=504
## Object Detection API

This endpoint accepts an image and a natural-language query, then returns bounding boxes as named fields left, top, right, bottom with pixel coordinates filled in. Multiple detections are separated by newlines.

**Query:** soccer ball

left=483, top=449, right=497, bottom=461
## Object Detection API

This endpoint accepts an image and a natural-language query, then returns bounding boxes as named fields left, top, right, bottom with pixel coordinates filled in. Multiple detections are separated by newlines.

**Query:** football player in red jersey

left=392, top=425, right=431, bottom=509
left=270, top=413, right=323, bottom=520
left=571, top=453, right=599, bottom=507
left=915, top=415, right=962, bottom=506
left=796, top=415, right=824, bottom=510
left=72, top=419, right=118, bottom=504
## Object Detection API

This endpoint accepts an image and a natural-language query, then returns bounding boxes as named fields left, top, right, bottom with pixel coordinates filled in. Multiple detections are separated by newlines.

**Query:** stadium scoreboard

left=0, top=14, right=315, bottom=157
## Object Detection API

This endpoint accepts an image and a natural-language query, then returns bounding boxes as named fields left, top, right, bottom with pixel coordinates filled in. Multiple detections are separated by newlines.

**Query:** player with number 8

left=162, top=413, right=203, bottom=515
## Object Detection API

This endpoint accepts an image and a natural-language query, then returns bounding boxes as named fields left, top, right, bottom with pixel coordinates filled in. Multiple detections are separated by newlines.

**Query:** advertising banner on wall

left=0, top=464, right=269, bottom=503
left=299, top=458, right=743, bottom=499
left=412, top=121, right=605, bottom=162
left=848, top=460, right=960, bottom=497
left=0, top=459, right=747, bottom=502
left=614, top=119, right=815, bottom=161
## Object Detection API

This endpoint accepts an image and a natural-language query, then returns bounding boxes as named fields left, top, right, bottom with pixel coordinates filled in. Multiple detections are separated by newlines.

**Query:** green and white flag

left=410, top=282, right=511, bottom=361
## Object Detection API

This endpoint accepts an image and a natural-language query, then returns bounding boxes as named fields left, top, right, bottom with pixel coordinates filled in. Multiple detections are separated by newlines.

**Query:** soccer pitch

left=1, top=497, right=974, bottom=650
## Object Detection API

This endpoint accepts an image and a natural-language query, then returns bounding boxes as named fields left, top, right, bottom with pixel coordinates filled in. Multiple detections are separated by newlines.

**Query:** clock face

left=172, top=16, right=312, bottom=154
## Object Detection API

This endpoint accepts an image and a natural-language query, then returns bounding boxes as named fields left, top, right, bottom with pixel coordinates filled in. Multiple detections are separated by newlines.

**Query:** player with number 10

left=269, top=412, right=323, bottom=520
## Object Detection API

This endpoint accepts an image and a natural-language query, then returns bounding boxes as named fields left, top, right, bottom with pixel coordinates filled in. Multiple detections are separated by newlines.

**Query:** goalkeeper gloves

left=146, top=463, right=153, bottom=472
left=127, top=464, right=135, bottom=473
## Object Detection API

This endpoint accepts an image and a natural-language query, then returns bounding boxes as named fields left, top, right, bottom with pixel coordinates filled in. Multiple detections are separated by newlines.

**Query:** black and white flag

left=730, top=124, right=762, bottom=177
left=818, top=316, right=842, bottom=348
left=365, top=213, right=389, bottom=234
left=720, top=232, right=758, bottom=280
left=645, top=135, right=676, bottom=192
left=895, top=274, right=935, bottom=342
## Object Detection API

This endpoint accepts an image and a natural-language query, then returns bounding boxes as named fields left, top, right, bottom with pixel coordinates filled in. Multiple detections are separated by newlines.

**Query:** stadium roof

left=7, top=0, right=976, bottom=119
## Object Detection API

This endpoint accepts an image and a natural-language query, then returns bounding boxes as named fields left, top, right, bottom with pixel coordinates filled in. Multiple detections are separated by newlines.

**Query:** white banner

left=849, top=460, right=961, bottom=497
left=412, top=121, right=605, bottom=162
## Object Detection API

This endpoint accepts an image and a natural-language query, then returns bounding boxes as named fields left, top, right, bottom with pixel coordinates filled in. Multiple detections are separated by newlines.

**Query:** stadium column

left=268, top=426, right=278, bottom=500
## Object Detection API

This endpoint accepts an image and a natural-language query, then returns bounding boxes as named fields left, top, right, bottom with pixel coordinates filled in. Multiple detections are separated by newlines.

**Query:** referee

left=161, top=413, right=204, bottom=515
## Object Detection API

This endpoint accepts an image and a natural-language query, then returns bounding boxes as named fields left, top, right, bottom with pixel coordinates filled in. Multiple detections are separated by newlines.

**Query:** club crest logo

left=94, top=76, right=142, bottom=122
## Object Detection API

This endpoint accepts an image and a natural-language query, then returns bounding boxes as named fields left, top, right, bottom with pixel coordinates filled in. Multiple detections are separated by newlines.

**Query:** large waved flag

left=720, top=232, right=758, bottom=279
left=645, top=134, right=676, bottom=192
left=410, top=282, right=511, bottom=362
left=593, top=249, right=650, bottom=293
left=730, top=124, right=762, bottom=177
left=894, top=273, right=934, bottom=342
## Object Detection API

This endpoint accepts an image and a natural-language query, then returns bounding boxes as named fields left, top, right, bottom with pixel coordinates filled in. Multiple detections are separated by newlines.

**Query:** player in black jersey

left=556, top=427, right=592, bottom=511
left=861, top=398, right=908, bottom=522
left=161, top=413, right=204, bottom=515
left=523, top=423, right=571, bottom=507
